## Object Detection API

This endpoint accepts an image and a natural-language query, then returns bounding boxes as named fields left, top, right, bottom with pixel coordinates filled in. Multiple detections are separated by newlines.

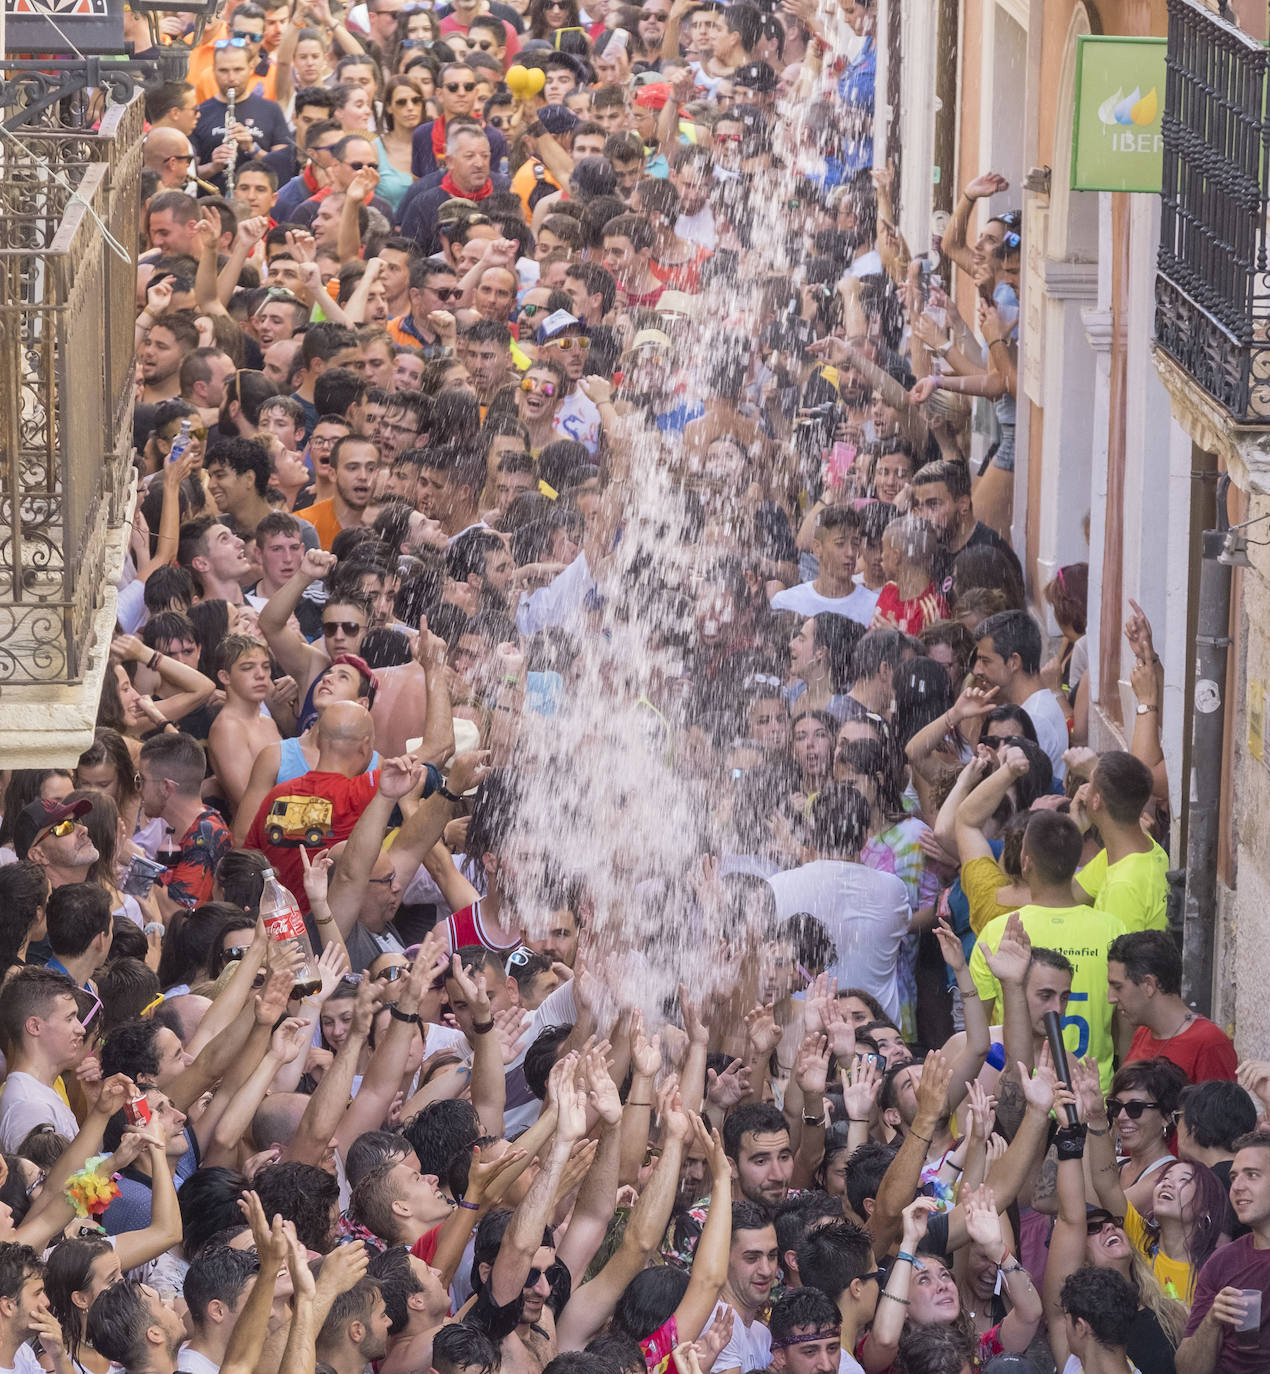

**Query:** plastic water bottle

left=259, top=867, right=321, bottom=998
left=167, top=417, right=193, bottom=466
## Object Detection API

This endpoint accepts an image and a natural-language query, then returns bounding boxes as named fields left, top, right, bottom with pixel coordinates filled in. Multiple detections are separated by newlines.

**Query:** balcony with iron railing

left=1154, top=0, right=1270, bottom=423
left=0, top=86, right=142, bottom=764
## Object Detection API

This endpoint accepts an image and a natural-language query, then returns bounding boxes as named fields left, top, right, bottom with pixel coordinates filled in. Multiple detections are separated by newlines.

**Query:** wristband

left=847, top=1117, right=870, bottom=1124
left=470, top=1019, right=495, bottom=1035
left=456, top=1199, right=480, bottom=1211
left=388, top=1005, right=421, bottom=1025
left=879, top=1292, right=909, bottom=1305
left=801, top=1110, right=828, bottom=1128
left=896, top=1251, right=918, bottom=1266
left=625, top=1101, right=652, bottom=1107
left=1054, top=1123, right=1087, bottom=1161
left=909, top=1130, right=933, bottom=1145
left=437, top=782, right=463, bottom=803
left=931, top=375, right=943, bottom=390
left=147, top=650, right=162, bottom=670
left=501, top=674, right=520, bottom=685
left=1086, top=1122, right=1110, bottom=1136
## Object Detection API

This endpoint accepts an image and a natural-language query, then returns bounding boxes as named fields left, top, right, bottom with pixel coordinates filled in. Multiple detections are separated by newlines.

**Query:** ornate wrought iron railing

left=1155, top=0, right=1270, bottom=421
left=0, top=92, right=141, bottom=685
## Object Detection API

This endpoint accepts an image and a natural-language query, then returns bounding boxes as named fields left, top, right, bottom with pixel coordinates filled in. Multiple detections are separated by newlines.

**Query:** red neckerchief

left=440, top=172, right=493, bottom=200
left=431, top=116, right=447, bottom=165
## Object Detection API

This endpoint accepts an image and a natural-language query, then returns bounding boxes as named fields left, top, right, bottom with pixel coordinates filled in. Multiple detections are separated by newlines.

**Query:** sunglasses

left=521, top=377, right=557, bottom=396
left=546, top=336, right=590, bottom=350
left=232, top=27, right=262, bottom=40
left=505, top=947, right=532, bottom=972
left=1086, top=1215, right=1124, bottom=1236
left=323, top=621, right=365, bottom=636
left=444, top=81, right=477, bottom=93
left=393, top=95, right=424, bottom=105
left=164, top=153, right=195, bottom=164
left=489, top=114, right=513, bottom=128
left=1106, top=1099, right=1161, bottom=1120
left=40, top=817, right=78, bottom=841
left=519, top=302, right=547, bottom=317
left=215, top=36, right=249, bottom=48
left=857, top=1268, right=885, bottom=1285
left=432, top=286, right=463, bottom=302
left=377, top=963, right=408, bottom=980
left=222, top=944, right=250, bottom=965
left=367, top=872, right=397, bottom=886
left=344, top=159, right=373, bottom=170
left=471, top=39, right=497, bottom=50
left=716, top=132, right=743, bottom=144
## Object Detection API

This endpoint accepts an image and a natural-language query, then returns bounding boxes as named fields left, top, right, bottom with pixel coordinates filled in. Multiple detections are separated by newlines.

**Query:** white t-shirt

left=839, top=1350, right=866, bottom=1374
left=552, top=390, right=601, bottom=455
left=707, top=1304, right=771, bottom=1373
left=676, top=204, right=717, bottom=250
left=0, top=1071, right=80, bottom=1151
left=770, top=580, right=876, bottom=625
left=1023, top=686, right=1070, bottom=784
left=177, top=1344, right=221, bottom=1374
left=767, top=860, right=912, bottom=1022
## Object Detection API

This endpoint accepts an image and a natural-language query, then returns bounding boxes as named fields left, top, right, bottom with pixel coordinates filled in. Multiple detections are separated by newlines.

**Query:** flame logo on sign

left=1097, top=86, right=1159, bottom=126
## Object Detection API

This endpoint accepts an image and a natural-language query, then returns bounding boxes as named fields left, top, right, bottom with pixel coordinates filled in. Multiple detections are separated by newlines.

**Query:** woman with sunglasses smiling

left=1048, top=1062, right=1189, bottom=1374
left=516, top=361, right=568, bottom=456
left=376, top=76, right=429, bottom=212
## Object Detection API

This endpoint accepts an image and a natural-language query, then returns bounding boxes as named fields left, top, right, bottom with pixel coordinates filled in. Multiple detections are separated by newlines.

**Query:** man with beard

left=15, top=797, right=97, bottom=895
left=447, top=529, right=516, bottom=614
left=138, top=313, right=199, bottom=405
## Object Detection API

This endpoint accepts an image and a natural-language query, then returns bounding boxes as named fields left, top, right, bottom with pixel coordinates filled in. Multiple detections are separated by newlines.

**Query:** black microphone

left=1043, top=1010, right=1080, bottom=1127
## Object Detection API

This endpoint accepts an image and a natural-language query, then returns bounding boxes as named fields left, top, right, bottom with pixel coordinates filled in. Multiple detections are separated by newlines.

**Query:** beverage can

left=124, top=1094, right=151, bottom=1127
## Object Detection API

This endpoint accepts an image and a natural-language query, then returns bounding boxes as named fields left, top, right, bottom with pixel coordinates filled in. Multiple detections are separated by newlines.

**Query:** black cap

left=734, top=61, right=778, bottom=93
left=14, top=796, right=93, bottom=861
left=537, top=103, right=580, bottom=136
left=570, top=154, right=618, bottom=199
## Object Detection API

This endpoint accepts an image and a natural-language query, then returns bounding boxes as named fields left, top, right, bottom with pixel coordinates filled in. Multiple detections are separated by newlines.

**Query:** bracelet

left=896, top=1251, right=918, bottom=1265
left=147, top=650, right=162, bottom=670
left=625, top=1101, right=652, bottom=1107
left=501, top=674, right=520, bottom=685
left=879, top=1292, right=910, bottom=1305
left=388, top=1005, right=421, bottom=1025
left=996, top=1248, right=1013, bottom=1267
left=437, top=782, right=463, bottom=803
left=989, top=337, right=1009, bottom=351
left=847, top=1117, right=870, bottom=1124
left=909, top=1130, right=933, bottom=1144
left=1086, top=1123, right=1110, bottom=1136
left=456, top=1199, right=481, bottom=1211
left=802, top=1110, right=828, bottom=1128
left=470, top=1019, right=495, bottom=1035
left=932, top=374, right=944, bottom=389
left=315, top=914, right=334, bottom=926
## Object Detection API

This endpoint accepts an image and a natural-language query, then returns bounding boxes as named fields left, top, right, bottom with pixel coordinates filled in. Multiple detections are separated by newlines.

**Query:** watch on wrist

left=388, top=1005, right=421, bottom=1025
left=438, top=781, right=463, bottom=803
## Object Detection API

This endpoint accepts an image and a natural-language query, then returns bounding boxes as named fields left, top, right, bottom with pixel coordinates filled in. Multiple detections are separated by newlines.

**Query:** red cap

left=634, top=82, right=672, bottom=111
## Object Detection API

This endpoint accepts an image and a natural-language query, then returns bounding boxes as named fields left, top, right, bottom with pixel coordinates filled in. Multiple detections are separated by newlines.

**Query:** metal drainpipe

left=1181, top=500, right=1234, bottom=1016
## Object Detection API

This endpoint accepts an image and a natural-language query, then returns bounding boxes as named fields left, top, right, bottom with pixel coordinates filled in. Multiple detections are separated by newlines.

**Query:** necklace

left=1163, top=1008, right=1194, bottom=1040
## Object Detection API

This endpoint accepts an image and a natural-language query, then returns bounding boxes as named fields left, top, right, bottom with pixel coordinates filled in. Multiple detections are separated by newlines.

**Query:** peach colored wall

left=953, top=0, right=1167, bottom=591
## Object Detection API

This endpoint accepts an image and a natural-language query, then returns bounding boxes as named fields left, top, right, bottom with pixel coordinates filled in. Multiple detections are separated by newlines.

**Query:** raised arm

left=868, top=1050, right=954, bottom=1255
left=258, top=547, right=336, bottom=684
left=933, top=922, right=989, bottom=1115
left=942, top=172, right=1009, bottom=277
left=671, top=1115, right=733, bottom=1344
left=488, top=1056, right=586, bottom=1305
left=555, top=1046, right=623, bottom=1285
left=221, top=1193, right=286, bottom=1374
left=441, top=949, right=507, bottom=1140
left=114, top=1135, right=182, bottom=1272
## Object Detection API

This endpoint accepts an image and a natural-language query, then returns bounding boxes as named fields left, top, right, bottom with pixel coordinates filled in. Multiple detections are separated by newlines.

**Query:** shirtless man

left=207, top=634, right=281, bottom=810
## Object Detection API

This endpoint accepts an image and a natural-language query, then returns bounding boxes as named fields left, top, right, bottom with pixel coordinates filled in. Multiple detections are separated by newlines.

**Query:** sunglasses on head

left=445, top=81, right=477, bottom=93
left=323, top=620, right=364, bottom=636
left=1106, top=1099, right=1161, bottom=1120
left=505, top=947, right=532, bottom=971
left=522, top=377, right=556, bottom=396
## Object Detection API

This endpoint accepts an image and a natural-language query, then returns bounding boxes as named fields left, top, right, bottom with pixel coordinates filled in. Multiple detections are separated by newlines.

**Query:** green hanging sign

left=1072, top=35, right=1167, bottom=192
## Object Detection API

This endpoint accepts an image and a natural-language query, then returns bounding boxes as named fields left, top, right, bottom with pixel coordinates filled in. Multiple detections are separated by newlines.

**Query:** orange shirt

left=190, top=26, right=278, bottom=104
left=293, top=498, right=344, bottom=550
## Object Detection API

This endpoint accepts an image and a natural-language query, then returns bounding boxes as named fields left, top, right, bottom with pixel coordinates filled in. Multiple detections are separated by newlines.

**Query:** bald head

left=159, top=994, right=212, bottom=1043
left=145, top=127, right=194, bottom=188
left=315, top=700, right=375, bottom=773
left=252, top=1092, right=310, bottom=1150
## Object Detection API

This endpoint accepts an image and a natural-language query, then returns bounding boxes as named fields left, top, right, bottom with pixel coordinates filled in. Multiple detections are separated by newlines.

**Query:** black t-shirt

left=933, top=520, right=1023, bottom=600
left=192, top=92, right=292, bottom=193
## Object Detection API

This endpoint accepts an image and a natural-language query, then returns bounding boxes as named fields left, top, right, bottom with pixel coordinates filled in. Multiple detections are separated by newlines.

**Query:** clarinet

left=224, top=85, right=238, bottom=197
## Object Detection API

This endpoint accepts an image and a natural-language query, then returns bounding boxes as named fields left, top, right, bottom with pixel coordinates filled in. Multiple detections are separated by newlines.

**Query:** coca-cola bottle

left=259, top=867, right=322, bottom=999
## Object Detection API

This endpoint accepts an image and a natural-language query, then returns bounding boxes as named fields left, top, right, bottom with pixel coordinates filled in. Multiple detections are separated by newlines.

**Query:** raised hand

left=962, top=1184, right=1005, bottom=1251
left=630, top=1008, right=662, bottom=1079
left=900, top=1196, right=939, bottom=1248
left=582, top=1044, right=622, bottom=1126
left=315, top=1238, right=369, bottom=1304
left=449, top=953, right=492, bottom=1025
left=914, top=1049, right=954, bottom=1127
left=1124, top=598, right=1156, bottom=664
left=445, top=748, right=492, bottom=797
left=300, top=844, right=333, bottom=910
left=794, top=1033, right=830, bottom=1098
left=1018, top=1042, right=1057, bottom=1114
left=465, top=1143, right=528, bottom=1208
left=964, top=1077, right=997, bottom=1141
left=378, top=754, right=424, bottom=800
left=314, top=934, right=349, bottom=999
left=841, top=1054, right=883, bottom=1122
left=981, top=912, right=1031, bottom=985
left=706, top=1058, right=751, bottom=1110
left=932, top=918, right=967, bottom=973
left=350, top=972, right=385, bottom=1038
left=744, top=1002, right=781, bottom=1059
left=299, top=547, right=337, bottom=582
left=678, top=985, right=710, bottom=1047
left=965, top=171, right=1009, bottom=200
left=950, top=683, right=1000, bottom=726
left=1070, top=1055, right=1106, bottom=1122
left=656, top=1072, right=692, bottom=1145
left=690, top=1112, right=729, bottom=1181
left=271, top=1016, right=312, bottom=1064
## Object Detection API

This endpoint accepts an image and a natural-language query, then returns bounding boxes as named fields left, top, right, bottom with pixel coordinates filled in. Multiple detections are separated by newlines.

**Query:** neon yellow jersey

left=1125, top=1200, right=1194, bottom=1301
left=969, top=903, right=1127, bottom=1092
left=1076, top=842, right=1169, bottom=932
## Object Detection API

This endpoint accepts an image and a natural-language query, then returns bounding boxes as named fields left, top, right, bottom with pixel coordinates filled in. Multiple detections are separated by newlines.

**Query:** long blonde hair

left=1127, top=1247, right=1188, bottom=1348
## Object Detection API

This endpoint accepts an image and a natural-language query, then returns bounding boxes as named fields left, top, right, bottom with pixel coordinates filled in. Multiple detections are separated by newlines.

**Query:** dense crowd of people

left=0, top=0, right=1263, bottom=1372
